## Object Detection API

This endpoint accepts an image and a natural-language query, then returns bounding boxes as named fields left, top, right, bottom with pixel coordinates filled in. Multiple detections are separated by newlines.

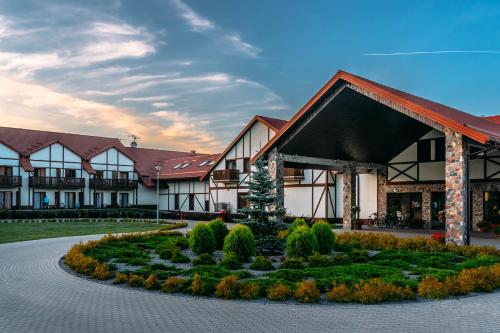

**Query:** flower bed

left=64, top=221, right=500, bottom=304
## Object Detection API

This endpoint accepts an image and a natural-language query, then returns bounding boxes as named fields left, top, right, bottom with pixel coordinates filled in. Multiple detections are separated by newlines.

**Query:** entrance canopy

left=254, top=70, right=500, bottom=165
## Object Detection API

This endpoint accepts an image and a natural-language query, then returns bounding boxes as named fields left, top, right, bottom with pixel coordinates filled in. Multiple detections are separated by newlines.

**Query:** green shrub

left=286, top=226, right=319, bottom=258
left=239, top=282, right=261, bottom=299
left=267, top=282, right=292, bottom=301
left=219, top=252, right=242, bottom=269
left=173, top=237, right=190, bottom=249
left=128, top=274, right=145, bottom=287
left=192, top=253, right=216, bottom=266
left=223, top=224, right=256, bottom=262
left=312, top=220, right=335, bottom=254
left=308, top=252, right=336, bottom=267
left=280, top=258, right=306, bottom=269
left=250, top=256, right=274, bottom=271
left=287, top=217, right=308, bottom=234
left=350, top=249, right=369, bottom=263
left=158, top=243, right=178, bottom=260
left=207, top=218, right=229, bottom=250
left=332, top=253, right=353, bottom=265
left=189, top=223, right=216, bottom=255
left=170, top=251, right=190, bottom=263
left=162, top=276, right=185, bottom=293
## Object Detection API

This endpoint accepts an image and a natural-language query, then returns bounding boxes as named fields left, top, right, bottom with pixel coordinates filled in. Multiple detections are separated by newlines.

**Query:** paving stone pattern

left=1, top=235, right=500, bottom=332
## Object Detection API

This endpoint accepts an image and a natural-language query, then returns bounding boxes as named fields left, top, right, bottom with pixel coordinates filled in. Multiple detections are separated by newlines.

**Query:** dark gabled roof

left=484, top=116, right=500, bottom=125
left=200, top=115, right=288, bottom=180
left=122, top=147, right=207, bottom=184
left=159, top=154, right=220, bottom=181
left=0, top=126, right=131, bottom=161
left=254, top=70, right=500, bottom=161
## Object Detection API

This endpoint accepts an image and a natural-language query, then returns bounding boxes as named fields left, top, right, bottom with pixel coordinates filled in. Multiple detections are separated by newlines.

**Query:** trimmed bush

left=190, top=273, right=205, bottom=295
left=219, top=252, right=242, bottom=269
left=162, top=276, right=185, bottom=293
left=286, top=226, right=319, bottom=258
left=113, top=272, right=129, bottom=284
left=294, top=280, right=321, bottom=303
left=91, top=263, right=111, bottom=280
left=267, top=283, right=292, bottom=301
left=215, top=275, right=239, bottom=299
left=158, top=243, right=179, bottom=260
left=144, top=274, right=159, bottom=290
left=128, top=274, right=145, bottom=287
left=287, top=217, right=308, bottom=234
left=250, top=256, right=274, bottom=271
left=417, top=276, right=448, bottom=299
left=192, top=253, right=216, bottom=266
left=327, top=283, right=353, bottom=303
left=223, top=224, right=256, bottom=262
left=312, top=221, right=335, bottom=254
left=353, top=278, right=406, bottom=304
left=189, top=223, right=216, bottom=255
left=170, top=251, right=190, bottom=263
left=308, top=252, right=336, bottom=267
left=458, top=266, right=496, bottom=292
left=207, top=218, right=229, bottom=250
left=173, top=237, right=190, bottom=249
left=239, top=282, right=261, bottom=299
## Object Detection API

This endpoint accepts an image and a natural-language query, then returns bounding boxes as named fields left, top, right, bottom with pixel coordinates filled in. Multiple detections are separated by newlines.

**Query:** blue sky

left=0, top=0, right=499, bottom=152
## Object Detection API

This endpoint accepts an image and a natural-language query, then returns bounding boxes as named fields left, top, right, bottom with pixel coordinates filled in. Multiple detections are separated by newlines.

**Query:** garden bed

left=64, top=220, right=500, bottom=304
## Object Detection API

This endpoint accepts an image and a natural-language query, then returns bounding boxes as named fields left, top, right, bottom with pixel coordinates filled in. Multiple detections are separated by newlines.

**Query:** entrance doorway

left=430, top=192, right=446, bottom=229
left=94, top=192, right=103, bottom=208
left=387, top=192, right=423, bottom=228
left=0, top=191, right=12, bottom=209
left=65, top=192, right=76, bottom=208
left=34, top=192, right=45, bottom=209
left=119, top=193, right=129, bottom=207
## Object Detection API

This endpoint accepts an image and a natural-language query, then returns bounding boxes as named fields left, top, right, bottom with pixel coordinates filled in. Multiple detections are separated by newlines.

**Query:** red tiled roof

left=200, top=115, right=288, bottom=180
left=484, top=116, right=500, bottom=125
left=82, top=160, right=96, bottom=174
left=159, top=154, right=220, bottom=181
left=257, top=116, right=288, bottom=132
left=254, top=70, right=500, bottom=161
left=19, top=156, right=33, bottom=172
left=0, top=126, right=131, bottom=161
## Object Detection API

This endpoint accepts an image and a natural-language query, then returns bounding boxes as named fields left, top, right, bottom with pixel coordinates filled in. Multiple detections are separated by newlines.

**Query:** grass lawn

left=0, top=220, right=167, bottom=244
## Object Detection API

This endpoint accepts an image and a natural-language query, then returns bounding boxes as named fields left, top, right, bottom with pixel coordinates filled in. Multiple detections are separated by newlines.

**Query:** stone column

left=377, top=168, right=388, bottom=217
left=267, top=148, right=284, bottom=212
left=445, top=129, right=468, bottom=245
left=343, top=164, right=357, bottom=230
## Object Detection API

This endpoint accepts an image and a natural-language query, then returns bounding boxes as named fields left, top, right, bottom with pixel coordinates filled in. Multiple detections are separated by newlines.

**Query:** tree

left=239, top=157, right=285, bottom=222
left=239, top=157, right=286, bottom=255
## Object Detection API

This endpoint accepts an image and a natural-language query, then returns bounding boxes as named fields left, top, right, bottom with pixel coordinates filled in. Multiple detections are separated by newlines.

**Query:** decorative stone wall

left=267, top=148, right=284, bottom=211
left=444, top=130, right=467, bottom=245
left=343, top=166, right=356, bottom=230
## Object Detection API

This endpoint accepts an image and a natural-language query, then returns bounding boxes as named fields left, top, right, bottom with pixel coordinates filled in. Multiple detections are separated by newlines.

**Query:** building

left=255, top=70, right=500, bottom=245
left=202, top=115, right=338, bottom=219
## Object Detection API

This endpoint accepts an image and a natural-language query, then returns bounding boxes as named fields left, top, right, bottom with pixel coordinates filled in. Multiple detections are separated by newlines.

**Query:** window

left=112, top=171, right=118, bottom=179
left=237, top=192, right=250, bottom=209
left=119, top=193, right=129, bottom=207
left=207, top=160, right=215, bottom=166
left=243, top=158, right=251, bottom=173
left=180, top=163, right=191, bottom=169
left=173, top=163, right=183, bottom=169
left=95, top=170, right=104, bottom=179
left=174, top=194, right=180, bottom=210
left=0, top=166, right=13, bottom=176
left=34, top=168, right=46, bottom=177
left=64, top=169, right=76, bottom=178
left=225, top=159, right=236, bottom=170
left=189, top=194, right=195, bottom=211
left=198, top=160, right=209, bottom=167
left=204, top=200, right=210, bottom=212
left=119, top=172, right=128, bottom=180
left=484, top=192, right=500, bottom=224
left=417, top=138, right=445, bottom=162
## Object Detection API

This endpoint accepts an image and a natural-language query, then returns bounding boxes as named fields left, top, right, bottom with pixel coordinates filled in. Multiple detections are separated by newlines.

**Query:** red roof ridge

left=0, top=125, right=121, bottom=141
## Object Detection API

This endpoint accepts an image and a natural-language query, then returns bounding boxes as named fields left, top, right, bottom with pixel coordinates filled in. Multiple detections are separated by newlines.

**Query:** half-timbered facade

left=255, top=70, right=500, bottom=245
left=203, top=115, right=338, bottom=219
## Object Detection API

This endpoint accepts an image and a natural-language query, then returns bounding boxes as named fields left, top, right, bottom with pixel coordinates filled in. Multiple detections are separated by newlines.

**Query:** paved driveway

left=1, top=236, right=500, bottom=333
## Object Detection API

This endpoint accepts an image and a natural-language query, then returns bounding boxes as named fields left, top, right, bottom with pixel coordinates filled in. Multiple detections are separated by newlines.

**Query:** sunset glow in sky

left=1, top=0, right=499, bottom=152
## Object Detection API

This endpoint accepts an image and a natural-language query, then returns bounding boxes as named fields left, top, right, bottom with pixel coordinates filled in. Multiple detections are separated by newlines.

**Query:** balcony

left=29, top=176, right=85, bottom=189
left=284, top=168, right=305, bottom=180
left=212, top=169, right=239, bottom=183
left=90, top=178, right=138, bottom=190
left=0, top=175, right=22, bottom=188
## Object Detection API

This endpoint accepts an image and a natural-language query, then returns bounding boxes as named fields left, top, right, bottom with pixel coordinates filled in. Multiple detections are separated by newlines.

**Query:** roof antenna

left=129, top=134, right=140, bottom=148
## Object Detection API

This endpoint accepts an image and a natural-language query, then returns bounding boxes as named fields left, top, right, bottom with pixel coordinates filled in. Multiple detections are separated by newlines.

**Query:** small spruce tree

left=239, top=157, right=286, bottom=255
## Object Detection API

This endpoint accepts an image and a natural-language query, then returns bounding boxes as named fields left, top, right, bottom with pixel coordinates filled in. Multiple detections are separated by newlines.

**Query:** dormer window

left=198, top=160, right=209, bottom=167
left=173, top=163, right=184, bottom=169
left=179, top=163, right=191, bottom=169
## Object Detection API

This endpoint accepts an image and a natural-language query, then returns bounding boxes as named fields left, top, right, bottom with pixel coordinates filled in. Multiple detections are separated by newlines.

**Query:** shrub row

left=336, top=232, right=500, bottom=257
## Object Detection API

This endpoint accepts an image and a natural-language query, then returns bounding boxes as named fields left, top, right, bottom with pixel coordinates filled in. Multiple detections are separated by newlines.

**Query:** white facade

left=208, top=118, right=338, bottom=219
left=0, top=143, right=21, bottom=209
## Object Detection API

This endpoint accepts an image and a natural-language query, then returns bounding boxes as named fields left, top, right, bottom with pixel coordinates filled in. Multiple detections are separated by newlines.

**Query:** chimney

left=129, top=134, right=139, bottom=148
left=130, top=141, right=138, bottom=148
left=190, top=150, right=196, bottom=156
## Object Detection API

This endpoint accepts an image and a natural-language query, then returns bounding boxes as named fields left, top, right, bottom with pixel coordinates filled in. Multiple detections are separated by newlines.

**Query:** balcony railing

left=212, top=169, right=240, bottom=183
left=284, top=168, right=305, bottom=180
left=0, top=175, right=22, bottom=188
left=29, top=176, right=85, bottom=189
left=90, top=178, right=138, bottom=190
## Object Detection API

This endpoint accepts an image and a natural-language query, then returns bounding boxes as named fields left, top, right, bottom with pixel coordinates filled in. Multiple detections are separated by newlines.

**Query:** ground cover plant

left=65, top=219, right=500, bottom=305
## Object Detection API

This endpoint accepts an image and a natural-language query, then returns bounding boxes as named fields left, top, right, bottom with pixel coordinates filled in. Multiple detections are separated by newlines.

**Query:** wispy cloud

left=152, top=102, right=173, bottom=108
left=122, top=95, right=176, bottom=102
left=227, top=34, right=261, bottom=58
left=171, top=0, right=215, bottom=32
left=363, top=50, right=500, bottom=56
